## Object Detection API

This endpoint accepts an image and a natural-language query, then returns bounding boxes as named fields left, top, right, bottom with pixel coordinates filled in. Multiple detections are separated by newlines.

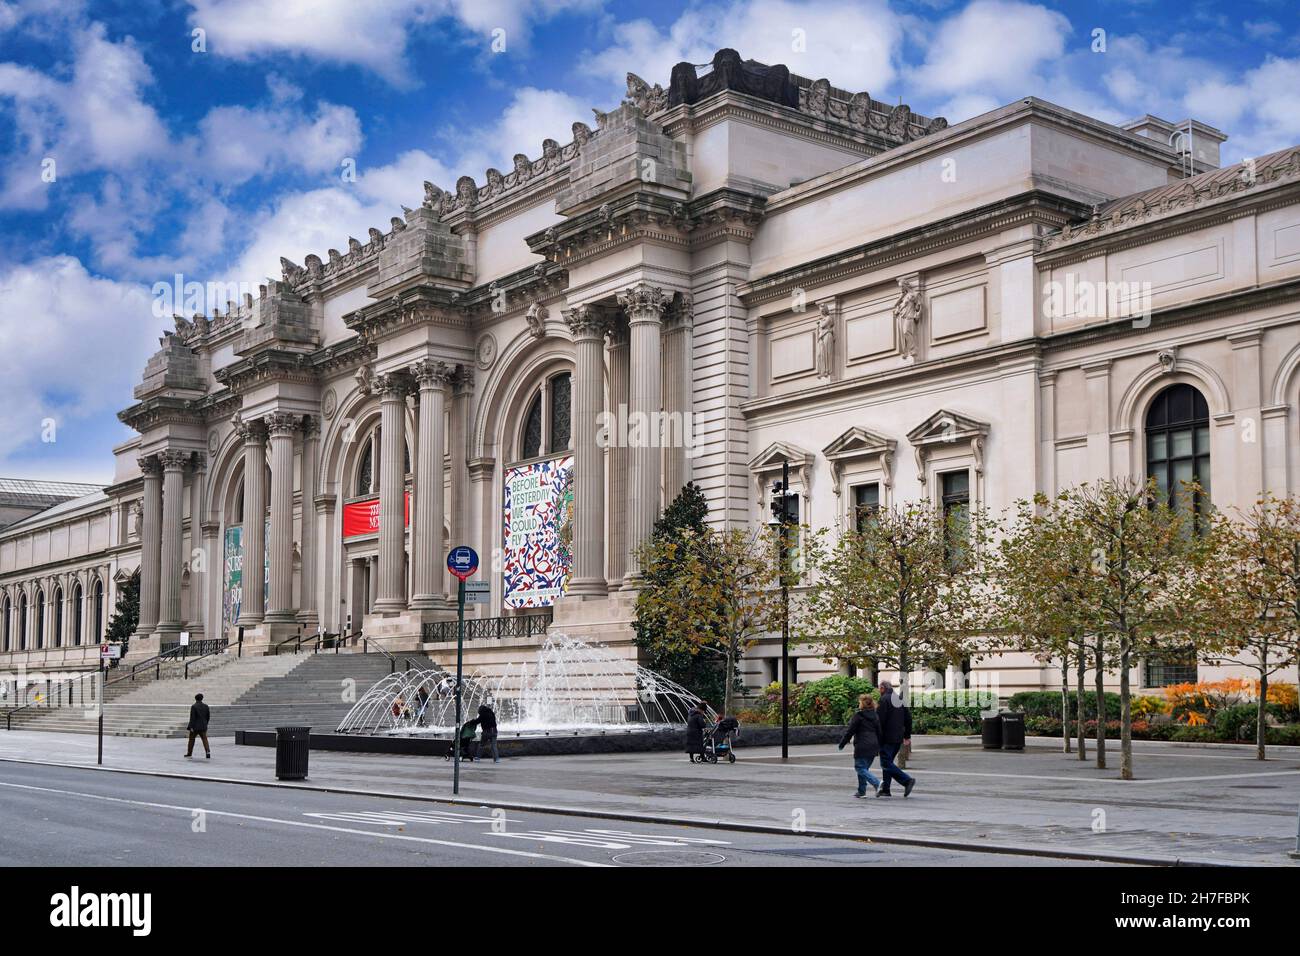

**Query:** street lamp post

left=771, top=460, right=792, bottom=761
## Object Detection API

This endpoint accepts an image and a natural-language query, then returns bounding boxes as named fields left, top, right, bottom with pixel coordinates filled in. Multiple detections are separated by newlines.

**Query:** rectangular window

left=852, top=482, right=880, bottom=532
left=941, top=469, right=971, bottom=568
left=1144, top=650, right=1197, bottom=688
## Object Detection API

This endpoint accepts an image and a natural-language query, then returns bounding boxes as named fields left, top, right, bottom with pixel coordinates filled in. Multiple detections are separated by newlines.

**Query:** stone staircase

left=213, top=652, right=413, bottom=733
left=2, top=650, right=413, bottom=738
left=3, top=653, right=305, bottom=738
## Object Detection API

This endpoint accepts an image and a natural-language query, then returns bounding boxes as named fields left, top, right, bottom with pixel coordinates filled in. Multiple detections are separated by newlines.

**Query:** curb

left=0, top=754, right=1264, bottom=868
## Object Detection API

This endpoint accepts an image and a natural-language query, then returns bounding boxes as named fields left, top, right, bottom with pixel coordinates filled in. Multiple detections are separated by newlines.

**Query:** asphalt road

left=0, top=762, right=1097, bottom=867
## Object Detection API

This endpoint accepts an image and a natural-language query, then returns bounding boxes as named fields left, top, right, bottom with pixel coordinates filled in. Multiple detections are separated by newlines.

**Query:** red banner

left=342, top=493, right=410, bottom=538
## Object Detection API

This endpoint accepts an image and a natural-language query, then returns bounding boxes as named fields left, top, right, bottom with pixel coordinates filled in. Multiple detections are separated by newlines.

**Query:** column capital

left=301, top=414, right=321, bottom=439
left=411, top=358, right=455, bottom=390
left=138, top=455, right=162, bottom=477
left=232, top=413, right=267, bottom=444
left=374, top=370, right=414, bottom=399
left=158, top=449, right=190, bottom=472
left=563, top=303, right=612, bottom=340
left=452, top=364, right=475, bottom=397
left=266, top=411, right=299, bottom=438
left=616, top=282, right=669, bottom=323
left=664, top=291, right=694, bottom=331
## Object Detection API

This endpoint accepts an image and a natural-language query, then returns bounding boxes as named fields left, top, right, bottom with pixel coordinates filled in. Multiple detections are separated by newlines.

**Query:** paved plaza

left=1, top=730, right=1296, bottom=866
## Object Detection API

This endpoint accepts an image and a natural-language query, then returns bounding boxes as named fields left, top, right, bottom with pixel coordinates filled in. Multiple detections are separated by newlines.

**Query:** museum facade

left=3, top=49, right=1299, bottom=695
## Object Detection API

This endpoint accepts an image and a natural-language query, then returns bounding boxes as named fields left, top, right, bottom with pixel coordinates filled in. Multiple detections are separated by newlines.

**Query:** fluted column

left=298, top=416, right=320, bottom=628
left=411, top=360, right=453, bottom=609
left=662, top=293, right=694, bottom=504
left=156, top=450, right=188, bottom=635
left=265, top=412, right=298, bottom=623
left=235, top=417, right=267, bottom=626
left=450, top=369, right=473, bottom=556
left=373, top=373, right=410, bottom=614
left=606, top=321, right=630, bottom=589
left=564, top=304, right=611, bottom=596
left=190, top=454, right=207, bottom=637
left=135, top=456, right=162, bottom=637
left=617, top=282, right=668, bottom=585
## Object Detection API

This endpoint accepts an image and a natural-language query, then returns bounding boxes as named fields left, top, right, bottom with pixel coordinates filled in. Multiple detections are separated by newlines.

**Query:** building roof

left=0, top=477, right=104, bottom=503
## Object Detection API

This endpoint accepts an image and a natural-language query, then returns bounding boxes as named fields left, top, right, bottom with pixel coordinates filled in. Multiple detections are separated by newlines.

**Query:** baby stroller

left=702, top=716, right=740, bottom=764
left=445, top=719, right=479, bottom=761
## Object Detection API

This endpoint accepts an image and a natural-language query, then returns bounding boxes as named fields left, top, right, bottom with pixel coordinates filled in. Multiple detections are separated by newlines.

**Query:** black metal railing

left=160, top=638, right=227, bottom=659
left=420, top=611, right=552, bottom=644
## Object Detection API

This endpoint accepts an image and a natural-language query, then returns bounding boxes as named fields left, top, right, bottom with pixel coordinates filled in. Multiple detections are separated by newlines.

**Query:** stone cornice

left=740, top=191, right=1085, bottom=307
left=213, top=349, right=319, bottom=394
left=343, top=287, right=471, bottom=342
left=454, top=261, right=569, bottom=321
left=118, top=395, right=205, bottom=433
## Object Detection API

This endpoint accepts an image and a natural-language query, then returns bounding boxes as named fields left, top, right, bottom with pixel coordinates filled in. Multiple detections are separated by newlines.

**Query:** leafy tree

left=103, top=571, right=139, bottom=662
left=798, top=499, right=988, bottom=707
left=1191, top=495, right=1300, bottom=760
left=992, top=494, right=1097, bottom=761
left=633, top=483, right=735, bottom=705
left=1064, top=479, right=1208, bottom=780
left=636, top=521, right=784, bottom=716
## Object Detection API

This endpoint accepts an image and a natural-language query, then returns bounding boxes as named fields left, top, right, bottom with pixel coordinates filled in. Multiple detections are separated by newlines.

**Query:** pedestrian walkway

left=0, top=729, right=1295, bottom=865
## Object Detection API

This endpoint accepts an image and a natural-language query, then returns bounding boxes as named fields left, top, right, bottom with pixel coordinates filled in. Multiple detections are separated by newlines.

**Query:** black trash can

left=1001, top=713, right=1025, bottom=751
left=981, top=715, right=1003, bottom=750
left=275, top=726, right=311, bottom=780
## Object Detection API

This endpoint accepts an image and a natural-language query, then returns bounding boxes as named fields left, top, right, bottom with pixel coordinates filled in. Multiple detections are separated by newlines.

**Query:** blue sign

left=447, top=546, right=479, bottom=582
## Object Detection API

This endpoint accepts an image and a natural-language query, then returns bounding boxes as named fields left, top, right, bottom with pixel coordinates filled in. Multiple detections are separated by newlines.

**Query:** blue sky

left=0, top=0, right=1296, bottom=483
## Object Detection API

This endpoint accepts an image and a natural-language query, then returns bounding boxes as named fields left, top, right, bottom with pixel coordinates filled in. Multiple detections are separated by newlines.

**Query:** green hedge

left=1009, top=690, right=1122, bottom=721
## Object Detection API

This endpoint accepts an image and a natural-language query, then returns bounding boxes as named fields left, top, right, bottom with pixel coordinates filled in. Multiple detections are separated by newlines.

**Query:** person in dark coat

left=875, top=680, right=915, bottom=797
left=458, top=718, right=479, bottom=761
left=185, top=693, right=211, bottom=759
left=477, top=703, right=500, bottom=763
left=838, top=694, right=882, bottom=796
left=685, top=701, right=710, bottom=761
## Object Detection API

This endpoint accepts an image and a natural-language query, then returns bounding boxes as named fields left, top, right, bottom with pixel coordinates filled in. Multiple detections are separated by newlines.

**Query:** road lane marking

left=0, top=780, right=609, bottom=867
left=763, top=762, right=1300, bottom=785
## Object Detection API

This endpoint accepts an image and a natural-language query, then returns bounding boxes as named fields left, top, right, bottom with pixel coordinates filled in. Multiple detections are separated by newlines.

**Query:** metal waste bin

left=275, top=726, right=311, bottom=780
left=1000, top=713, right=1025, bottom=751
left=981, top=715, right=1003, bottom=750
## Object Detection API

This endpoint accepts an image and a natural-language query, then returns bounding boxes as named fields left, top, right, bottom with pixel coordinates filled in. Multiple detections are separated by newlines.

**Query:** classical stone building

left=3, top=49, right=1299, bottom=695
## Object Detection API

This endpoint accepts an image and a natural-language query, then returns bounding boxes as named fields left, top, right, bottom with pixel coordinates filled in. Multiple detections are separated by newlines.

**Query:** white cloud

left=584, top=0, right=906, bottom=95
left=911, top=0, right=1071, bottom=97
left=0, top=255, right=156, bottom=465
left=188, top=100, right=363, bottom=186
left=184, top=0, right=599, bottom=85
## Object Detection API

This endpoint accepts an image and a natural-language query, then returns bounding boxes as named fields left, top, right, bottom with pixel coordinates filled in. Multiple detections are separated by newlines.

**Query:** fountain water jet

left=335, top=633, right=714, bottom=736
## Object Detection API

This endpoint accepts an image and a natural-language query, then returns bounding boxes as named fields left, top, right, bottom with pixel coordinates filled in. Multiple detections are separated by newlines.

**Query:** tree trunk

left=723, top=640, right=736, bottom=718
left=897, top=647, right=910, bottom=770
left=1094, top=639, right=1106, bottom=769
left=1256, top=668, right=1268, bottom=762
left=1119, top=642, right=1133, bottom=780
left=1060, top=659, right=1071, bottom=753
left=1075, top=643, right=1087, bottom=760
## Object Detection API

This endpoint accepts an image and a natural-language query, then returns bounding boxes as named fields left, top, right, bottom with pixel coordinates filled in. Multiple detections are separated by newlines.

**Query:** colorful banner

left=222, top=520, right=269, bottom=628
left=502, top=455, right=573, bottom=608
left=342, top=493, right=410, bottom=538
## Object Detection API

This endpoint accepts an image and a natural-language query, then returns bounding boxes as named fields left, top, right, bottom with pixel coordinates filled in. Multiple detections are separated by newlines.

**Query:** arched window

left=519, top=372, right=572, bottom=460
left=34, top=588, right=44, bottom=650
left=93, top=578, right=105, bottom=643
left=356, top=437, right=374, bottom=496
left=2, top=596, right=9, bottom=652
left=53, top=586, right=63, bottom=648
left=72, top=583, right=83, bottom=646
left=18, top=592, right=27, bottom=650
left=1146, top=383, right=1211, bottom=513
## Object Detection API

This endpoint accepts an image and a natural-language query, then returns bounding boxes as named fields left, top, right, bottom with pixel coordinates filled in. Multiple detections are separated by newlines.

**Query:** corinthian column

left=373, top=373, right=410, bottom=614
left=410, top=359, right=454, bottom=609
left=135, top=456, right=162, bottom=637
left=265, top=412, right=298, bottom=624
left=662, top=293, right=694, bottom=504
left=298, top=416, right=320, bottom=629
left=564, top=304, right=611, bottom=597
left=156, top=450, right=188, bottom=636
left=617, top=282, right=668, bottom=585
left=235, top=417, right=267, bottom=626
left=606, top=320, right=630, bottom=590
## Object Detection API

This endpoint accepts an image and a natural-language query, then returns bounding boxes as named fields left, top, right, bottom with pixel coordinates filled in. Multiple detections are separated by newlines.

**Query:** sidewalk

left=2, top=729, right=1297, bottom=866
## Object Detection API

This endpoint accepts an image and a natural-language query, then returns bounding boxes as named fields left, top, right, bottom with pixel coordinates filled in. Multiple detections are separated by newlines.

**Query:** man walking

left=185, top=693, right=211, bottom=759
left=875, top=680, right=915, bottom=797
left=838, top=694, right=882, bottom=797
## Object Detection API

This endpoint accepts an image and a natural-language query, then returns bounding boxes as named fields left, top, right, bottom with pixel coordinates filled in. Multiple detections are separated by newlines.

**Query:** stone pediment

left=822, top=427, right=895, bottom=461
left=907, top=409, right=989, bottom=447
left=748, top=441, right=813, bottom=473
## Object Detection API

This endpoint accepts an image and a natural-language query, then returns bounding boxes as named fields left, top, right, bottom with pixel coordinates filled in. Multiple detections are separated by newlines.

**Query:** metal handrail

left=3, top=667, right=102, bottom=729
left=182, top=638, right=231, bottom=679
left=361, top=636, right=397, bottom=673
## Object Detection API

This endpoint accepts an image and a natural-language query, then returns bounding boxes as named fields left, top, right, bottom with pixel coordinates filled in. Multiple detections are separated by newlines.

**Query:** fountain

left=335, top=634, right=714, bottom=737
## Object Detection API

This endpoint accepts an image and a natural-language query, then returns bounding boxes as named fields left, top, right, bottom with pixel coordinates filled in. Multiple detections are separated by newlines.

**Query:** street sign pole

left=97, top=661, right=105, bottom=766
left=453, top=577, right=466, bottom=795
left=445, top=546, right=479, bottom=797
left=780, top=459, right=790, bottom=761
